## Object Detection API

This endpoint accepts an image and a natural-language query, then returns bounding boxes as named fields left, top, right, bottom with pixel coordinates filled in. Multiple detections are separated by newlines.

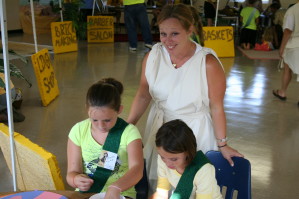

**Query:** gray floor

left=1, top=32, right=299, bottom=199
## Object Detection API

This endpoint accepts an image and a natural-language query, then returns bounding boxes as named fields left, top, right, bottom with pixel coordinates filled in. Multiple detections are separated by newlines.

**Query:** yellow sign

left=87, top=16, right=114, bottom=43
left=31, top=49, right=59, bottom=106
left=51, top=21, right=78, bottom=54
left=203, top=26, right=235, bottom=57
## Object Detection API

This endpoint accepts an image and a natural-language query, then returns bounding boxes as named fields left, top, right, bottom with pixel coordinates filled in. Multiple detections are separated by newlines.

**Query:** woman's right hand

left=219, top=145, right=244, bottom=167
left=74, top=174, right=94, bottom=191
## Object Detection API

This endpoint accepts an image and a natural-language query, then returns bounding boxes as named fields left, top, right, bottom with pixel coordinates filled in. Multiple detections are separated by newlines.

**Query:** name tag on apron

left=98, top=150, right=118, bottom=171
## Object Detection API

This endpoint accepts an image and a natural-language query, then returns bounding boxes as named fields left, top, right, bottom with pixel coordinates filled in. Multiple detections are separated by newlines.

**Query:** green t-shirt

left=240, top=7, right=260, bottom=30
left=69, top=118, right=142, bottom=198
left=123, top=0, right=144, bottom=6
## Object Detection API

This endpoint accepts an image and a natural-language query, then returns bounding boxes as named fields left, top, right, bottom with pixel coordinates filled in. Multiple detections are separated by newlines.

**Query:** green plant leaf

left=0, top=78, right=5, bottom=89
left=0, top=48, right=32, bottom=88
left=7, top=49, right=28, bottom=64
left=10, top=63, right=32, bottom=87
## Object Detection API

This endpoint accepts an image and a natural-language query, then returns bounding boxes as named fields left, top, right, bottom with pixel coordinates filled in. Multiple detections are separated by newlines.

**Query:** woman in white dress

left=272, top=1, right=299, bottom=106
left=127, top=4, right=243, bottom=183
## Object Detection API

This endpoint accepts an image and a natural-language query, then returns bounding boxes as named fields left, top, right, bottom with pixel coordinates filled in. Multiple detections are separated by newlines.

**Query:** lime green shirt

left=240, top=7, right=260, bottom=30
left=123, top=0, right=144, bottom=6
left=69, top=118, right=142, bottom=198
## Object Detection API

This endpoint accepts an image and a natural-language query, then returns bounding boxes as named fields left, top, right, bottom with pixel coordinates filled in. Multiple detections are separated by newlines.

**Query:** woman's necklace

left=171, top=43, right=195, bottom=69
left=171, top=56, right=190, bottom=69
left=171, top=58, right=185, bottom=69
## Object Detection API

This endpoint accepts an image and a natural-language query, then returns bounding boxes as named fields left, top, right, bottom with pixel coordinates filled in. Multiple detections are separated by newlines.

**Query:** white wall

left=3, top=0, right=54, bottom=31
left=1, top=0, right=22, bottom=31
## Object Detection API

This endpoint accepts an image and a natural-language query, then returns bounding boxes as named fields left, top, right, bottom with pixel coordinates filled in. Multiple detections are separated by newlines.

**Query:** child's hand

left=104, top=185, right=122, bottom=199
left=74, top=174, right=94, bottom=191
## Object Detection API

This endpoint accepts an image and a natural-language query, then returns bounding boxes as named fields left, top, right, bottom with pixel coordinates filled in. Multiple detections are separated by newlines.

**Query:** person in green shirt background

left=239, top=0, right=260, bottom=50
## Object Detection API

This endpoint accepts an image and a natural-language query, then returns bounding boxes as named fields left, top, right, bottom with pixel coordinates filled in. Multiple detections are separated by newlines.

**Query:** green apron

left=81, top=117, right=128, bottom=193
left=170, top=151, right=210, bottom=199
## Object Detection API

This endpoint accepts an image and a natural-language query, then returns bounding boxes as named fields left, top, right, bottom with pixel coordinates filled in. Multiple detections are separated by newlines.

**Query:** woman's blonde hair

left=157, top=3, right=194, bottom=32
left=189, top=5, right=204, bottom=46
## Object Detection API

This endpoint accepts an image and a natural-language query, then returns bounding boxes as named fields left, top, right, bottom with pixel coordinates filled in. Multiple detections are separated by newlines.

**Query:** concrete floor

left=0, top=32, right=299, bottom=199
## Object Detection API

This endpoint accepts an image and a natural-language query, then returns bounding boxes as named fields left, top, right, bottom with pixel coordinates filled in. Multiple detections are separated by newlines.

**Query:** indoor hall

left=0, top=31, right=299, bottom=199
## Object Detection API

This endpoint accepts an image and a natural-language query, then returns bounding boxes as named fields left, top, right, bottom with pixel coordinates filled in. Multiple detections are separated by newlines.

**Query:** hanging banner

left=51, top=21, right=78, bottom=54
left=203, top=26, right=235, bottom=57
left=31, top=49, right=59, bottom=106
left=87, top=16, right=114, bottom=43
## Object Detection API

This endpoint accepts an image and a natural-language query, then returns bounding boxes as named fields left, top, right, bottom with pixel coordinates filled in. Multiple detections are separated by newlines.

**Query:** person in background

left=66, top=78, right=143, bottom=199
left=272, top=1, right=299, bottom=107
left=80, top=0, right=94, bottom=22
left=254, top=27, right=275, bottom=51
left=269, top=2, right=286, bottom=49
left=127, top=3, right=243, bottom=190
left=0, top=73, right=25, bottom=123
left=123, top=0, right=153, bottom=51
left=151, top=119, right=222, bottom=199
left=272, top=0, right=281, bottom=8
left=239, top=0, right=260, bottom=50
left=253, top=0, right=263, bottom=13
left=204, top=0, right=216, bottom=26
left=150, top=0, right=167, bottom=32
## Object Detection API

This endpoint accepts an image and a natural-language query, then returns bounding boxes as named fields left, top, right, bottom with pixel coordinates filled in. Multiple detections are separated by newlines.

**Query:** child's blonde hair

left=263, top=27, right=274, bottom=43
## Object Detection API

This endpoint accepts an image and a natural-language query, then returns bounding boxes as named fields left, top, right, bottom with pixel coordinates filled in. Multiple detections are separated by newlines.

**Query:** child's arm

left=150, top=156, right=171, bottom=199
left=66, top=139, right=94, bottom=191
left=104, top=138, right=144, bottom=199
left=195, top=164, right=222, bottom=199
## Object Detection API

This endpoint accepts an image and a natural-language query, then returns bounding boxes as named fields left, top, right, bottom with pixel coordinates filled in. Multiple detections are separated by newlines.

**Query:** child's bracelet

left=109, top=185, right=121, bottom=192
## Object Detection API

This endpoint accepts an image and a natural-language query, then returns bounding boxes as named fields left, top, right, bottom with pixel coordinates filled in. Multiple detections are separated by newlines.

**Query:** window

left=235, top=0, right=269, bottom=3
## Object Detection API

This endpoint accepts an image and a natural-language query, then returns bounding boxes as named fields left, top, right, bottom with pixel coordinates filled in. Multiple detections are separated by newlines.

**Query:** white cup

left=89, top=192, right=125, bottom=199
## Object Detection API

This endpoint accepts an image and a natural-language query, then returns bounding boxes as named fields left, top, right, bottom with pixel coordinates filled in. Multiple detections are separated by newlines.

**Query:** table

left=0, top=190, right=94, bottom=199
left=220, top=15, right=239, bottom=36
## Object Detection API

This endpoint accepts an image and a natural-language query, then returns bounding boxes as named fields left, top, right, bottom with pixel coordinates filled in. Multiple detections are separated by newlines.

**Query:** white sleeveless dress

left=143, top=42, right=220, bottom=181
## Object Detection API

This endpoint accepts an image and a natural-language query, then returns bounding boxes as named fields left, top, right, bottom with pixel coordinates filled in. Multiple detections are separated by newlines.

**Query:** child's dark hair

left=155, top=119, right=197, bottom=165
left=269, top=2, right=281, bottom=10
left=86, top=78, right=123, bottom=111
left=248, top=0, right=257, bottom=5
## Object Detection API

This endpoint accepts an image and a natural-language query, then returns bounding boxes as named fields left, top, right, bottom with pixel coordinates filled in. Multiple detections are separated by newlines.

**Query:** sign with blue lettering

left=203, top=26, right=235, bottom=57
left=87, top=16, right=114, bottom=43
left=31, top=49, right=59, bottom=106
left=51, top=21, right=78, bottom=54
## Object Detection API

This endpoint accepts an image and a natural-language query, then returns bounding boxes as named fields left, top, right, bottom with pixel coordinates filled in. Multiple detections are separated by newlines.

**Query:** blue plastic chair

left=205, top=151, right=251, bottom=199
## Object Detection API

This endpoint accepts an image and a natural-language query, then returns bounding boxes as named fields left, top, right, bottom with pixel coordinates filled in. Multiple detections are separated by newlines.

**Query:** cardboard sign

left=51, top=21, right=78, bottom=54
left=87, top=16, right=114, bottom=43
left=0, top=123, right=65, bottom=191
left=31, top=49, right=59, bottom=106
left=203, top=26, right=235, bottom=57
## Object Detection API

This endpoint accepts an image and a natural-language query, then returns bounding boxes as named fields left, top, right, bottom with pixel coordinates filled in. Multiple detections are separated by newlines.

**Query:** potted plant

left=0, top=49, right=32, bottom=122
left=62, top=0, right=88, bottom=40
